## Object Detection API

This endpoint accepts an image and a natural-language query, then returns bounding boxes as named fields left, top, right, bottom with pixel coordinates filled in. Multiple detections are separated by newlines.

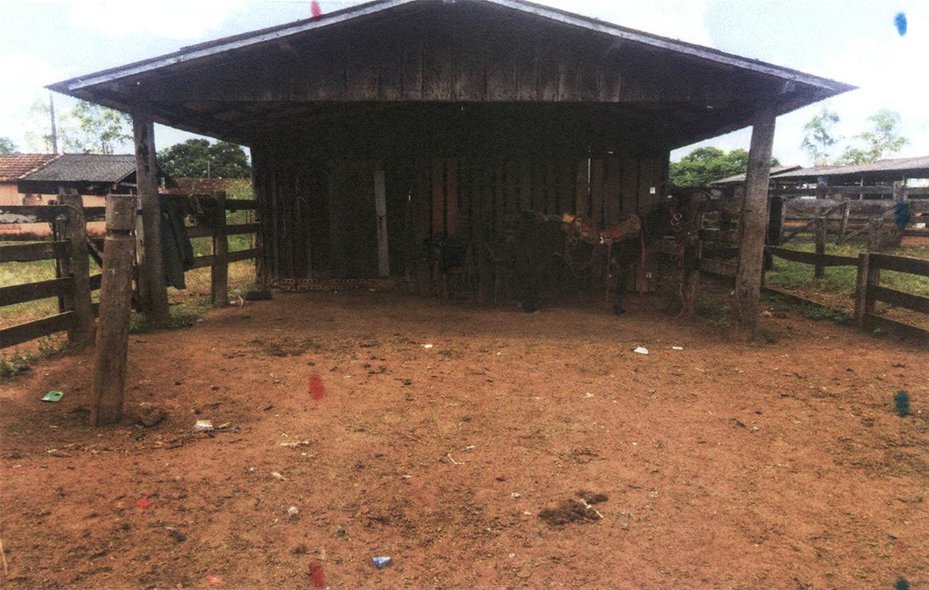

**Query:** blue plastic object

left=372, top=556, right=392, bottom=569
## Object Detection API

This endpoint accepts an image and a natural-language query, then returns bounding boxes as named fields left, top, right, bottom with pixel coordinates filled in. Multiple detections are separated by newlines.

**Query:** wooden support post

left=733, top=101, right=776, bottom=341
left=767, top=195, right=784, bottom=247
left=211, top=192, right=229, bottom=306
left=132, top=110, right=169, bottom=327
left=853, top=252, right=880, bottom=324
left=814, top=217, right=826, bottom=279
left=374, top=170, right=390, bottom=277
left=91, top=196, right=137, bottom=426
left=58, top=189, right=94, bottom=347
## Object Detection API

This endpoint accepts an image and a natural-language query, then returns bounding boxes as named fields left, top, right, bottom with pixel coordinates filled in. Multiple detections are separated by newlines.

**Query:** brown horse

left=506, top=210, right=646, bottom=314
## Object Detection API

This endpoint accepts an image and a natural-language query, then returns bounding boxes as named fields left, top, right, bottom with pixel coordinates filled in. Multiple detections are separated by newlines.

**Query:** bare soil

left=1, top=291, right=927, bottom=589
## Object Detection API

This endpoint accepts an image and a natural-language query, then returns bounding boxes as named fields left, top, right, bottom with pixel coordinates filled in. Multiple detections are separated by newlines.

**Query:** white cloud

left=66, top=0, right=247, bottom=39
left=0, top=52, right=70, bottom=151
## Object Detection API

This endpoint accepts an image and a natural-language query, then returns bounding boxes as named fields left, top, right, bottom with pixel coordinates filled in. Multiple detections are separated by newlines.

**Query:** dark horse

left=506, top=209, right=647, bottom=314
left=505, top=191, right=716, bottom=315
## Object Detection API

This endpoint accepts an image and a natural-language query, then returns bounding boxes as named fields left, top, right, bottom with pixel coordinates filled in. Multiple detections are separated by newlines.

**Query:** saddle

left=561, top=213, right=641, bottom=245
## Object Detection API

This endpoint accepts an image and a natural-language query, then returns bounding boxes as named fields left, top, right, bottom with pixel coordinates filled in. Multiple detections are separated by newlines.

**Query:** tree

left=800, top=108, right=840, bottom=165
left=157, top=139, right=251, bottom=178
left=669, top=147, right=780, bottom=187
left=25, top=99, right=66, bottom=153
left=837, top=109, right=908, bottom=165
left=64, top=101, right=132, bottom=154
left=0, top=137, right=14, bottom=154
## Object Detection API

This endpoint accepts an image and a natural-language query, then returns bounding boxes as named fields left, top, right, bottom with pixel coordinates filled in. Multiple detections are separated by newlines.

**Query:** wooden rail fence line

left=698, top=245, right=928, bottom=340
left=1, top=192, right=260, bottom=350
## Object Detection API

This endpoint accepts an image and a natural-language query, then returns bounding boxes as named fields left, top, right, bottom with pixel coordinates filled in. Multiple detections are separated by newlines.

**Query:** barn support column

left=733, top=101, right=776, bottom=341
left=132, top=110, right=170, bottom=328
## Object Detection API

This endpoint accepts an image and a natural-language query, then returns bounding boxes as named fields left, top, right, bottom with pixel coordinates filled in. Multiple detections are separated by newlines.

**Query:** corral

left=2, top=1, right=928, bottom=589
left=1, top=292, right=928, bottom=588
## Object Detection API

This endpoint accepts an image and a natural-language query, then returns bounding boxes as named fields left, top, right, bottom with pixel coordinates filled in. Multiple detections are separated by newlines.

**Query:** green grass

left=1, top=335, right=67, bottom=382
left=766, top=243, right=929, bottom=300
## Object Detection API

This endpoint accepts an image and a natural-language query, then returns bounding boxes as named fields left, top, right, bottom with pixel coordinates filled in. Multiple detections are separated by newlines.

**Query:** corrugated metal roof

left=770, top=156, right=929, bottom=180
left=711, top=165, right=802, bottom=186
left=21, top=154, right=137, bottom=184
left=0, top=153, right=59, bottom=182
left=711, top=156, right=929, bottom=185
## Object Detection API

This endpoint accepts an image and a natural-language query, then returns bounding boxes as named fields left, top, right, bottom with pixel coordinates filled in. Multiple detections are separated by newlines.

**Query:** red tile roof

left=0, top=153, right=59, bottom=182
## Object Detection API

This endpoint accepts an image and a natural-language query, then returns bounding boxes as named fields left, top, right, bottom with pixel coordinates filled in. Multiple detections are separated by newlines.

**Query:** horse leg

left=613, top=263, right=629, bottom=315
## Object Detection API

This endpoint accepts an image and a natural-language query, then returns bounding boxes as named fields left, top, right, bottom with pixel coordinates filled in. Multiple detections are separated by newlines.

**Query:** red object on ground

left=206, top=575, right=224, bottom=588
left=309, top=562, right=326, bottom=588
left=309, top=373, right=326, bottom=400
left=135, top=495, right=151, bottom=509
left=311, top=1, right=322, bottom=18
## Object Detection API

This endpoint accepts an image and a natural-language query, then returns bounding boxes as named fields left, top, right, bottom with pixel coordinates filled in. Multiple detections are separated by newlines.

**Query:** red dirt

left=1, top=291, right=927, bottom=589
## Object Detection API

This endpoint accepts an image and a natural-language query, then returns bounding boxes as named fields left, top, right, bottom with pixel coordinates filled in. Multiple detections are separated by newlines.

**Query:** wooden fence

left=855, top=253, right=929, bottom=339
left=0, top=193, right=259, bottom=350
left=770, top=186, right=929, bottom=246
left=698, top=244, right=929, bottom=340
left=0, top=202, right=104, bottom=348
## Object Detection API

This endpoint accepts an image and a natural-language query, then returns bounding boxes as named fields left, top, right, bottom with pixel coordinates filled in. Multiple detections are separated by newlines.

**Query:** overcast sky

left=1, top=0, right=926, bottom=165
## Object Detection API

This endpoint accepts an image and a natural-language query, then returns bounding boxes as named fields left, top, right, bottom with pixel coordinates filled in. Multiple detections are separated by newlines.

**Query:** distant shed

left=16, top=153, right=174, bottom=197
left=0, top=153, right=59, bottom=205
left=49, top=0, right=853, bottom=292
left=713, top=156, right=929, bottom=190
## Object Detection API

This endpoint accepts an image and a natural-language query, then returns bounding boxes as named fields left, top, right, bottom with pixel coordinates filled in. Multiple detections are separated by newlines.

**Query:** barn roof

left=22, top=154, right=138, bottom=184
left=48, top=0, right=854, bottom=149
left=0, top=153, right=60, bottom=182
left=712, top=156, right=929, bottom=186
left=17, top=153, right=175, bottom=195
left=771, top=155, right=929, bottom=182
left=711, top=165, right=802, bottom=186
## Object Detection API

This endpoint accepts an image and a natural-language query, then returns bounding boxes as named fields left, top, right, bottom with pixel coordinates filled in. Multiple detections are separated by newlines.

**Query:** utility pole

left=49, top=93, right=59, bottom=154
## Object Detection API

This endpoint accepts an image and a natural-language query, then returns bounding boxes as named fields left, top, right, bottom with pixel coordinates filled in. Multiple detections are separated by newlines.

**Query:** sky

left=0, top=0, right=927, bottom=166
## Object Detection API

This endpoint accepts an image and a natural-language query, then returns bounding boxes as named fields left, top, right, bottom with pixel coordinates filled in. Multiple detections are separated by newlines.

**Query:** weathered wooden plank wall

left=253, top=146, right=667, bottom=286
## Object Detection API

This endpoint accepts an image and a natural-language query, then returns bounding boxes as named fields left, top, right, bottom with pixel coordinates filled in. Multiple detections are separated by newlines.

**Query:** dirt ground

left=1, top=290, right=927, bottom=589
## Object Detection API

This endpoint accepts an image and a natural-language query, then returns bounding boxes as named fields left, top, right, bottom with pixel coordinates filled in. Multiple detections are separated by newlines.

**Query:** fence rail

left=1, top=193, right=260, bottom=350
left=771, top=192, right=929, bottom=247
left=698, top=245, right=929, bottom=339
left=854, top=253, right=929, bottom=339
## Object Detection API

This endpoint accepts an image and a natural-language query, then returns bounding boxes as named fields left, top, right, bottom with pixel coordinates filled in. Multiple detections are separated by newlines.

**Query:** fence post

left=893, top=180, right=904, bottom=202
left=867, top=217, right=884, bottom=253
left=57, top=189, right=95, bottom=347
left=814, top=217, right=826, bottom=279
left=837, top=201, right=850, bottom=244
left=211, top=191, right=228, bottom=306
left=91, top=195, right=137, bottom=426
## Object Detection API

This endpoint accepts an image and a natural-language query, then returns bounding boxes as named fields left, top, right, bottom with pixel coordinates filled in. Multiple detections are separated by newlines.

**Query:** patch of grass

left=696, top=299, right=731, bottom=327
left=766, top=242, right=929, bottom=298
left=798, top=302, right=853, bottom=324
left=0, top=354, right=33, bottom=380
left=129, top=296, right=215, bottom=334
left=0, top=258, right=60, bottom=329
left=0, top=336, right=67, bottom=382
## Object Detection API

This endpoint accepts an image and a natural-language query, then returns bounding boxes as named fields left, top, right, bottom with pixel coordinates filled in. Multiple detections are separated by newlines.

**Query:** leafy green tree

left=0, top=137, right=15, bottom=154
left=158, top=139, right=251, bottom=178
left=670, top=147, right=780, bottom=187
left=801, top=108, right=840, bottom=165
left=837, top=109, right=908, bottom=165
left=64, top=101, right=132, bottom=154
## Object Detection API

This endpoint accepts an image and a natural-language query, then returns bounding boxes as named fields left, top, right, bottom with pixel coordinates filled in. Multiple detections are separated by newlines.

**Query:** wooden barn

left=49, top=0, right=852, bottom=299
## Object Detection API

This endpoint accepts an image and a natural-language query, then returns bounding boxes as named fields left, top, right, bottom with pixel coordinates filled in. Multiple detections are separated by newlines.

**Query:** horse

left=505, top=209, right=647, bottom=314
